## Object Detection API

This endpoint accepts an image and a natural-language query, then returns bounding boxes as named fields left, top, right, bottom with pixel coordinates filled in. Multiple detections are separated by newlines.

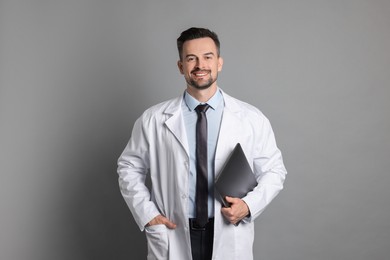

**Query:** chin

left=194, top=84, right=213, bottom=90
left=188, top=79, right=217, bottom=91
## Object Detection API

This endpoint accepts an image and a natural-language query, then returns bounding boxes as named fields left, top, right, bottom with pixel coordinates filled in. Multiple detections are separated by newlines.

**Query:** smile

left=192, top=70, right=210, bottom=77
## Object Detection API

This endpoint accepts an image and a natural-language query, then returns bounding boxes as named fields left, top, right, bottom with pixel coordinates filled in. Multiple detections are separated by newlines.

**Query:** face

left=178, top=37, right=223, bottom=91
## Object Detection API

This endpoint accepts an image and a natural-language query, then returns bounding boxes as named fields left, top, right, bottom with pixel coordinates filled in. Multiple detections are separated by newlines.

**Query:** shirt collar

left=183, top=88, right=223, bottom=111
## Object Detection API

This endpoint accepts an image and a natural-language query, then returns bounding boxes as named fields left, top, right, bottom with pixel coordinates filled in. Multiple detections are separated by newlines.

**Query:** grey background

left=1, top=0, right=389, bottom=259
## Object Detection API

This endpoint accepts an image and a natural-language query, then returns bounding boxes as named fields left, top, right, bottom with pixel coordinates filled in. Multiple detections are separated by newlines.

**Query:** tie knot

left=195, top=104, right=210, bottom=114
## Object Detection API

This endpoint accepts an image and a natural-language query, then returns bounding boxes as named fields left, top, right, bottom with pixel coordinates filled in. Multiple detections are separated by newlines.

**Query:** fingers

left=221, top=197, right=250, bottom=225
left=221, top=207, right=240, bottom=225
left=221, top=206, right=236, bottom=224
left=163, top=218, right=177, bottom=229
left=147, top=215, right=177, bottom=229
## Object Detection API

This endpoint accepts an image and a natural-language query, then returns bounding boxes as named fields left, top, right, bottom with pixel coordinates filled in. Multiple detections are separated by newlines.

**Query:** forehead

left=182, top=37, right=218, bottom=56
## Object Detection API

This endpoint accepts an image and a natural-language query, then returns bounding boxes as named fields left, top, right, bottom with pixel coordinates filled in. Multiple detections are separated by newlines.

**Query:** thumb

left=224, top=196, right=235, bottom=204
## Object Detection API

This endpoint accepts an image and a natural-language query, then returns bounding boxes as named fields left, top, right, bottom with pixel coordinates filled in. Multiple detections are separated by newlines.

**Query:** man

left=117, top=27, right=287, bottom=260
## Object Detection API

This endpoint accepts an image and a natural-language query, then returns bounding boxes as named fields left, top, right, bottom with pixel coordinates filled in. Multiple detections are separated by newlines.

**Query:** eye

left=187, top=57, right=195, bottom=62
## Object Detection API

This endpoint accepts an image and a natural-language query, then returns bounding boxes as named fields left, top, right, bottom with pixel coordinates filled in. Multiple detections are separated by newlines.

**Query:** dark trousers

left=189, top=218, right=214, bottom=260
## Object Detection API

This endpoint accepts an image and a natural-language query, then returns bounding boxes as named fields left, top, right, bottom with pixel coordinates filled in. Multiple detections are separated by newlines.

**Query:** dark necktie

left=195, top=104, right=210, bottom=227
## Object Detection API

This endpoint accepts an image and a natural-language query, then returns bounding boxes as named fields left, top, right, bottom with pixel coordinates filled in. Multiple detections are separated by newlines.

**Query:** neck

left=186, top=85, right=218, bottom=103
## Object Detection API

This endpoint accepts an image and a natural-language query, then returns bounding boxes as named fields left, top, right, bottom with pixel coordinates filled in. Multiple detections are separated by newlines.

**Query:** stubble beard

left=186, top=71, right=218, bottom=90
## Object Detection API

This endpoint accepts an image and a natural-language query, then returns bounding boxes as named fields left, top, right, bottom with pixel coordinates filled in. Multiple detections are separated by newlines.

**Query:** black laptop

left=215, top=143, right=258, bottom=207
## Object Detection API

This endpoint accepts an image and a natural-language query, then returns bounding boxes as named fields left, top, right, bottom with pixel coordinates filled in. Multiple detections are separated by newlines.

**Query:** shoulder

left=222, top=90, right=267, bottom=121
left=138, top=95, right=182, bottom=122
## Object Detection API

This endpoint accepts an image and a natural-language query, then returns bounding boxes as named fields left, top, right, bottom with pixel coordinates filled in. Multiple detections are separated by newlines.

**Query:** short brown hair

left=177, top=27, right=220, bottom=60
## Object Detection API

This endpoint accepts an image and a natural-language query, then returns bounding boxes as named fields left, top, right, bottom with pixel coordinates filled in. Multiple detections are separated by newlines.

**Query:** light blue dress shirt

left=182, top=89, right=224, bottom=218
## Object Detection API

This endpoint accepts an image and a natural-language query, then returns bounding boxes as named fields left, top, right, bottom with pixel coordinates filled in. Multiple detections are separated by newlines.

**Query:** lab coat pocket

left=145, top=224, right=169, bottom=260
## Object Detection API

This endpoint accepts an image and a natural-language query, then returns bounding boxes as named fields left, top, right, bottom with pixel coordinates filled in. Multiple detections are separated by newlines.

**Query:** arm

left=117, top=116, right=162, bottom=231
left=242, top=116, right=287, bottom=222
left=220, top=115, right=287, bottom=224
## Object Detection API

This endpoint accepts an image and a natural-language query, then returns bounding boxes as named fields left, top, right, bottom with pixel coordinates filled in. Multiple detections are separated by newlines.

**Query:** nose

left=195, top=57, right=206, bottom=69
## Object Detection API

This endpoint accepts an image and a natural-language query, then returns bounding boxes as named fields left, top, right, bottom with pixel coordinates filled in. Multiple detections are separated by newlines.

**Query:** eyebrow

left=185, top=52, right=216, bottom=58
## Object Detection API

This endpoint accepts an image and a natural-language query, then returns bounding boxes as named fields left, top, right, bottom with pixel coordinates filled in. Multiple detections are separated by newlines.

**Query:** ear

left=177, top=60, right=184, bottom=74
left=217, top=56, right=224, bottom=72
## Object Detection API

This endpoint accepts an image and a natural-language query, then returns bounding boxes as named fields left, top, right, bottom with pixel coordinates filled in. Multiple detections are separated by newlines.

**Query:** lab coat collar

left=162, top=88, right=242, bottom=155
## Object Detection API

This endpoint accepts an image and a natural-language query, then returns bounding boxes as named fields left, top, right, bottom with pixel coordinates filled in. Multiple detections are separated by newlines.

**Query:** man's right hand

left=146, top=214, right=177, bottom=229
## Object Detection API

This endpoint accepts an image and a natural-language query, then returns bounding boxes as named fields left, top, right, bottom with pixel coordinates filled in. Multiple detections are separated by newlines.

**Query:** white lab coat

left=117, top=89, right=287, bottom=260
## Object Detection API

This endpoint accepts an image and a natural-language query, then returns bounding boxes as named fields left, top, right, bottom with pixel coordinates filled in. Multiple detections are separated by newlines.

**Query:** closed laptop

left=215, top=143, right=258, bottom=207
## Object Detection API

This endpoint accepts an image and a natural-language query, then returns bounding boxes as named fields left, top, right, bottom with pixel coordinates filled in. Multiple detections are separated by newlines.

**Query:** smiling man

left=117, top=27, right=287, bottom=260
left=178, top=37, right=222, bottom=94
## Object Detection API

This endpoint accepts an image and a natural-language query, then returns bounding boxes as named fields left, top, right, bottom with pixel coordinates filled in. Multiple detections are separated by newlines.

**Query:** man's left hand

left=220, top=196, right=250, bottom=225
